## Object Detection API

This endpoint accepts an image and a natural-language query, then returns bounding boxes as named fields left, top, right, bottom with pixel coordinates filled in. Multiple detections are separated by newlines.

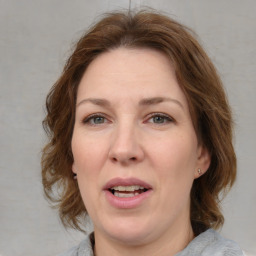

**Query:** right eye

left=82, top=114, right=108, bottom=126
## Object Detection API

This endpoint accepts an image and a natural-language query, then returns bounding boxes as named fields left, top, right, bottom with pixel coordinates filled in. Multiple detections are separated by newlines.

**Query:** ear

left=72, top=163, right=77, bottom=174
left=194, top=145, right=211, bottom=179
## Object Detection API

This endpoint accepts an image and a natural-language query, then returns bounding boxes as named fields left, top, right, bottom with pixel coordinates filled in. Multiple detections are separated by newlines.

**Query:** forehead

left=77, top=47, right=188, bottom=107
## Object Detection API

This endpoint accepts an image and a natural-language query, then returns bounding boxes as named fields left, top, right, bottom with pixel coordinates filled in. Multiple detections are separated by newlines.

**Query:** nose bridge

left=109, top=116, right=143, bottom=164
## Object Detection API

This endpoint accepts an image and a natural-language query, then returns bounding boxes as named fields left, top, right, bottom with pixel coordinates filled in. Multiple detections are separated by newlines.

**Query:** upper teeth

left=111, top=185, right=145, bottom=191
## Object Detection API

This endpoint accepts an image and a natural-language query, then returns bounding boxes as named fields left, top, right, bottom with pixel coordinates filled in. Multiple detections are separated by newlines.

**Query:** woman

left=42, top=10, right=244, bottom=256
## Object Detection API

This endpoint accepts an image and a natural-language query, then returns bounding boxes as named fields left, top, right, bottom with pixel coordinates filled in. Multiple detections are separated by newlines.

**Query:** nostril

left=111, top=156, right=137, bottom=163
left=112, top=157, right=118, bottom=162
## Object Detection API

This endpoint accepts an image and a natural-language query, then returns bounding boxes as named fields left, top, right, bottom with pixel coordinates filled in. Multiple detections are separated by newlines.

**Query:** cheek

left=72, top=135, right=100, bottom=192
left=149, top=133, right=198, bottom=175
left=149, top=133, right=198, bottom=204
left=157, top=137, right=197, bottom=201
left=72, top=132, right=108, bottom=172
left=144, top=134, right=197, bottom=225
left=72, top=137, right=103, bottom=214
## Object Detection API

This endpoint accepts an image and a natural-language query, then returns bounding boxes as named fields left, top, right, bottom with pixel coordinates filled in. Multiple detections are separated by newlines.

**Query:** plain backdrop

left=0, top=0, right=255, bottom=255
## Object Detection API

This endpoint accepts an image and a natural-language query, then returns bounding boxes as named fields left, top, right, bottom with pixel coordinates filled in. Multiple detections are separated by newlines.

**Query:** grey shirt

left=58, top=229, right=244, bottom=256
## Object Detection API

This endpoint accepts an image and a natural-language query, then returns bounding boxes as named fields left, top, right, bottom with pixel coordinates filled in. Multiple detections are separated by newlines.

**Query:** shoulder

left=56, top=233, right=94, bottom=256
left=176, top=229, right=244, bottom=256
left=57, top=245, right=79, bottom=256
left=200, top=229, right=244, bottom=256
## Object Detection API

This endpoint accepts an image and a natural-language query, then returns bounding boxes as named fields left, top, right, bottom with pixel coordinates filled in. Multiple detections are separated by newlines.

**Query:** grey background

left=0, top=0, right=255, bottom=255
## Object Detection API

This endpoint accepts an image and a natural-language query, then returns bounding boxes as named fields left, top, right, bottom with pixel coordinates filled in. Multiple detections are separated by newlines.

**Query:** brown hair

left=42, top=10, right=236, bottom=235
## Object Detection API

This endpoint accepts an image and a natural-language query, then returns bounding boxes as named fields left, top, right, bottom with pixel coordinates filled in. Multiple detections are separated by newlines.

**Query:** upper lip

left=103, top=177, right=152, bottom=190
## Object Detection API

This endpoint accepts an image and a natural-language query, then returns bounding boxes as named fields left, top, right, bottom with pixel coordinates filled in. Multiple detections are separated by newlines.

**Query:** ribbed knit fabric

left=58, top=229, right=244, bottom=256
left=175, top=229, right=244, bottom=256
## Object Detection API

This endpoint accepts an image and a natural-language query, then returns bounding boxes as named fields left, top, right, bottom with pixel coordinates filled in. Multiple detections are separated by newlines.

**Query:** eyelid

left=82, top=113, right=110, bottom=125
left=145, top=112, right=175, bottom=124
left=81, top=112, right=174, bottom=126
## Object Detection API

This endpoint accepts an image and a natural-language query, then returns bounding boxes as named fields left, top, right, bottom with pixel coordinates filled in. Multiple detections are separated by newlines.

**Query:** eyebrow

left=77, top=98, right=111, bottom=107
left=77, top=97, right=183, bottom=109
left=139, top=97, right=184, bottom=109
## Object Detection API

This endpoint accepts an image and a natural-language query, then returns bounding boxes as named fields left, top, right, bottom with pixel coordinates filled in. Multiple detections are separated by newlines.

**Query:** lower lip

left=104, top=190, right=152, bottom=209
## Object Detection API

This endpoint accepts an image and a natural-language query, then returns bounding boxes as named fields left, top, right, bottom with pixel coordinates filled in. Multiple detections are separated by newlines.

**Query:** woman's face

left=72, top=48, right=210, bottom=245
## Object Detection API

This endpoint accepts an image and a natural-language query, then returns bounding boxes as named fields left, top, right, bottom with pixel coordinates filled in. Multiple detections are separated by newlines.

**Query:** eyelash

left=82, top=113, right=174, bottom=126
left=146, top=113, right=174, bottom=124
left=82, top=113, right=109, bottom=126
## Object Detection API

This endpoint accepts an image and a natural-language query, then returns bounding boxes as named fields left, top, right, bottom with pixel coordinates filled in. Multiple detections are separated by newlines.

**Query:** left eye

left=91, top=116, right=106, bottom=124
left=83, top=114, right=108, bottom=125
left=148, top=114, right=173, bottom=124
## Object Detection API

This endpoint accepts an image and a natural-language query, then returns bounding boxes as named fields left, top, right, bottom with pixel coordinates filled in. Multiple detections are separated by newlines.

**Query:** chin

left=110, top=229, right=152, bottom=246
left=99, top=217, right=155, bottom=245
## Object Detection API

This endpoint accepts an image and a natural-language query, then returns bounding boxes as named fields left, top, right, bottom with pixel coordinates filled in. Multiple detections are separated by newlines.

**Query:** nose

left=108, top=122, right=145, bottom=165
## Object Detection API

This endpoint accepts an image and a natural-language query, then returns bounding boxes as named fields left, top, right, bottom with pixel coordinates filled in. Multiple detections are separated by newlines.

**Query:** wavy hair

left=41, top=10, right=236, bottom=235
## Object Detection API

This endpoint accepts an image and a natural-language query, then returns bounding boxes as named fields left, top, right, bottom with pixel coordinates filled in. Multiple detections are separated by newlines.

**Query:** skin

left=71, top=48, right=210, bottom=256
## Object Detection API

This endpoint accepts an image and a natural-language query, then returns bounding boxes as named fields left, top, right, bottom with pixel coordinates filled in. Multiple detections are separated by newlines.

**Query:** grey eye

left=152, top=116, right=165, bottom=123
left=148, top=114, right=173, bottom=124
left=92, top=116, right=105, bottom=124
left=83, top=114, right=107, bottom=125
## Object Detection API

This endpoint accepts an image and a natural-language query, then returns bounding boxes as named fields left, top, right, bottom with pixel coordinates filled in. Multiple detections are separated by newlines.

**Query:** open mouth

left=104, top=178, right=153, bottom=208
left=109, top=185, right=149, bottom=198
